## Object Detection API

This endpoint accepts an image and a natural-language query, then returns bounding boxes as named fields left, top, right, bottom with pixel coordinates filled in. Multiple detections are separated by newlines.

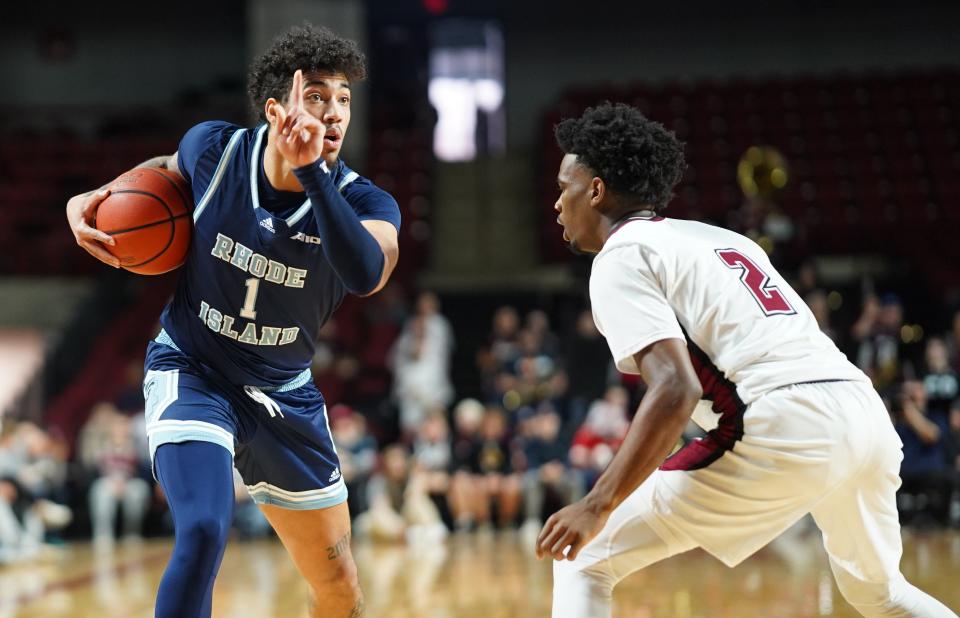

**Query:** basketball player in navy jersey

left=66, top=25, right=395, bottom=617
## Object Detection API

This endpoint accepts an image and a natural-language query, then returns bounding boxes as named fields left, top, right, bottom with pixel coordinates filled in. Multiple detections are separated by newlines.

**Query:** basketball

left=96, top=168, right=193, bottom=275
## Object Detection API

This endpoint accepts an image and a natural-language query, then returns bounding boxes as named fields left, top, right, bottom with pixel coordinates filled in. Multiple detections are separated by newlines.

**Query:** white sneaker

left=35, top=500, right=72, bottom=530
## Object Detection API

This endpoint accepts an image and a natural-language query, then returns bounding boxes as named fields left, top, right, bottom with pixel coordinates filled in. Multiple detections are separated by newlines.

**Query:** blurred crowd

left=2, top=284, right=959, bottom=563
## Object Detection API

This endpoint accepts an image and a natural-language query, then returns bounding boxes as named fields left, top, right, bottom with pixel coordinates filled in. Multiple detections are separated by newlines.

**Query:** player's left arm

left=277, top=70, right=397, bottom=296
left=536, top=338, right=701, bottom=561
left=358, top=219, right=399, bottom=296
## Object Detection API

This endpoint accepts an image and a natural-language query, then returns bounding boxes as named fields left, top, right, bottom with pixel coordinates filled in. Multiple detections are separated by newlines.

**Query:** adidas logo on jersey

left=259, top=218, right=275, bottom=233
left=329, top=467, right=341, bottom=483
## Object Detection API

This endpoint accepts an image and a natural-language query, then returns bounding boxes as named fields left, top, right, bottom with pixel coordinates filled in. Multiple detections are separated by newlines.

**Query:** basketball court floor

left=2, top=527, right=958, bottom=617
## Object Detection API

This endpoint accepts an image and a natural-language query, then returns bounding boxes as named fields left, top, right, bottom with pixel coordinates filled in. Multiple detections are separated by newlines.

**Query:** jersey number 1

left=715, top=249, right=795, bottom=316
left=240, top=278, right=260, bottom=319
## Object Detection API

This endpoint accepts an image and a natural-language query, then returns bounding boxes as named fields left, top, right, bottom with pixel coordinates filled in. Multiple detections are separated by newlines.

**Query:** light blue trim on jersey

left=248, top=124, right=310, bottom=227
left=155, top=328, right=182, bottom=352
left=148, top=419, right=236, bottom=462
left=338, top=171, right=359, bottom=191
left=266, top=368, right=312, bottom=392
left=193, top=128, right=246, bottom=222
left=284, top=201, right=314, bottom=228
left=143, top=368, right=236, bottom=479
left=248, top=123, right=361, bottom=230
left=154, top=329, right=312, bottom=392
left=249, top=125, right=276, bottom=213
left=245, top=478, right=348, bottom=510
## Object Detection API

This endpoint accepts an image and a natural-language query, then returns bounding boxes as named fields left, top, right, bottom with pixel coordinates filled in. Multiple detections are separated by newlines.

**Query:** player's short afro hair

left=248, top=23, right=366, bottom=121
left=555, top=103, right=686, bottom=212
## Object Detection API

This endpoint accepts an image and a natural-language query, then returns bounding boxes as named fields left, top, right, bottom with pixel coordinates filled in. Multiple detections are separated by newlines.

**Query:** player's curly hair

left=247, top=23, right=367, bottom=121
left=555, top=103, right=686, bottom=212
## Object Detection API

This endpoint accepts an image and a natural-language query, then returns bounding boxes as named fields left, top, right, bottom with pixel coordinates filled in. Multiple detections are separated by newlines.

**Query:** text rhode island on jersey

left=196, top=232, right=305, bottom=346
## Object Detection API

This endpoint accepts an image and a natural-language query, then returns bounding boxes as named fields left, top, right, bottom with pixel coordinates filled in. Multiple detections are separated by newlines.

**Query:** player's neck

left=602, top=208, right=659, bottom=242
left=263, top=136, right=306, bottom=193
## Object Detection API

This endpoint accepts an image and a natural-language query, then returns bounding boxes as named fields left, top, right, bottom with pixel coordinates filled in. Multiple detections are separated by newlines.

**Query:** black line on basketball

left=105, top=190, right=176, bottom=268
left=102, top=212, right=191, bottom=236
left=141, top=168, right=192, bottom=213
left=122, top=215, right=184, bottom=269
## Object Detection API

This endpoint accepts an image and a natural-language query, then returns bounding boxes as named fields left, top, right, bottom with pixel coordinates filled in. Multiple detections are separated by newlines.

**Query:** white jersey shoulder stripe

left=192, top=128, right=246, bottom=222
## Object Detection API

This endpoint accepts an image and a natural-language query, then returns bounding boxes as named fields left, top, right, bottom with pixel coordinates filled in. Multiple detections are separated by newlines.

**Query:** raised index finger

left=288, top=69, right=303, bottom=113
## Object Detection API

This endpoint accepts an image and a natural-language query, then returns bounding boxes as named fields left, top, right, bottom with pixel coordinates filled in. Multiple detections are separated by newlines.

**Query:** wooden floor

left=2, top=527, right=958, bottom=617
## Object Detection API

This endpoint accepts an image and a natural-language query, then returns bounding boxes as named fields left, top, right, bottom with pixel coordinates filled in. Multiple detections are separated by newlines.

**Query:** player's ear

left=590, top=177, right=605, bottom=208
left=264, top=98, right=282, bottom=127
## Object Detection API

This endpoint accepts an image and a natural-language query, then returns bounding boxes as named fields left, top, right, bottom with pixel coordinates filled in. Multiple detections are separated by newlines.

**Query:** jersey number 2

left=715, top=249, right=795, bottom=316
left=240, top=278, right=260, bottom=319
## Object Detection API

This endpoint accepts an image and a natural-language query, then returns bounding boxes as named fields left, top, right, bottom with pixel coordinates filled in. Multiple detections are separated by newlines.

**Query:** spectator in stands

left=0, top=422, right=72, bottom=562
left=894, top=381, right=953, bottom=525
left=923, top=337, right=959, bottom=418
left=477, top=306, right=521, bottom=401
left=415, top=291, right=454, bottom=358
left=330, top=405, right=378, bottom=518
left=569, top=386, right=631, bottom=488
left=311, top=319, right=360, bottom=408
left=947, top=309, right=960, bottom=374
left=519, top=405, right=583, bottom=541
left=562, top=309, right=612, bottom=437
left=948, top=399, right=960, bottom=526
left=389, top=309, right=455, bottom=436
left=355, top=444, right=446, bottom=544
left=470, top=406, right=522, bottom=529
left=412, top=411, right=453, bottom=528
left=496, top=327, right=562, bottom=411
left=448, top=398, right=484, bottom=530
left=79, top=403, right=150, bottom=545
left=525, top=309, right=560, bottom=358
left=853, top=293, right=906, bottom=391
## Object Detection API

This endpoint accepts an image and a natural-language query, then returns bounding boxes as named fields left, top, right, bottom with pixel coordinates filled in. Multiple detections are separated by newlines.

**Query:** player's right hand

left=275, top=70, right=326, bottom=168
left=66, top=189, right=120, bottom=268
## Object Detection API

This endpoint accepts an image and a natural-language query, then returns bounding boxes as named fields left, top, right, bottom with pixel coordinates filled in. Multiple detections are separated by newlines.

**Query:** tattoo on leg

left=326, top=531, right=351, bottom=560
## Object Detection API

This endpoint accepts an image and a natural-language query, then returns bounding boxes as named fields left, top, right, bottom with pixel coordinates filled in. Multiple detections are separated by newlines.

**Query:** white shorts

left=569, top=380, right=904, bottom=570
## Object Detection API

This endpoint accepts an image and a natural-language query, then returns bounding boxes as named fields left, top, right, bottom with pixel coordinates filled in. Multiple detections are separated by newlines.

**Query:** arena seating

left=538, top=69, right=960, bottom=288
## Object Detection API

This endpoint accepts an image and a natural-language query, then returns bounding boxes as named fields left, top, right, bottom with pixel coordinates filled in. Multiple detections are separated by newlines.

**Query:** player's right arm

left=536, top=339, right=701, bottom=561
left=65, top=153, right=181, bottom=268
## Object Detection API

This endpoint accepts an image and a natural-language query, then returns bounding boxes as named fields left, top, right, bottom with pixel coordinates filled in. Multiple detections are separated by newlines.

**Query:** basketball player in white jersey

left=537, top=103, right=956, bottom=617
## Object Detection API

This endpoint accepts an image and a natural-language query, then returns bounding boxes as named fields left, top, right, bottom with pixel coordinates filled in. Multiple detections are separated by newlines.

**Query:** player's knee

left=835, top=573, right=913, bottom=616
left=553, top=556, right=616, bottom=595
left=179, top=512, right=230, bottom=553
left=310, top=553, right=361, bottom=598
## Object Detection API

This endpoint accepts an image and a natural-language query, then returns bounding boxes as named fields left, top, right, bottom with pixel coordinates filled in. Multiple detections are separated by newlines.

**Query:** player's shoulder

left=177, top=121, right=248, bottom=185
left=601, top=216, right=750, bottom=256
left=181, top=120, right=244, bottom=152
left=341, top=170, right=397, bottom=204
left=338, top=166, right=402, bottom=229
left=596, top=216, right=679, bottom=263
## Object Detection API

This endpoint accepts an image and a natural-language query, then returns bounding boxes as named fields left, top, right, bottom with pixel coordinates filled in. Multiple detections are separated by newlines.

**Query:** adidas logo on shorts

left=329, top=467, right=341, bottom=483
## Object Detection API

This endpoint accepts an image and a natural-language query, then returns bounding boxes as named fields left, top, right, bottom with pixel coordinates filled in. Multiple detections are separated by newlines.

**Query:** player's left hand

left=276, top=69, right=325, bottom=168
left=536, top=496, right=611, bottom=561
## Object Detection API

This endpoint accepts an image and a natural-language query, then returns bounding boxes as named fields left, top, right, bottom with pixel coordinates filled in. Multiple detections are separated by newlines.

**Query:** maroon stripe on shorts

left=660, top=338, right=745, bottom=471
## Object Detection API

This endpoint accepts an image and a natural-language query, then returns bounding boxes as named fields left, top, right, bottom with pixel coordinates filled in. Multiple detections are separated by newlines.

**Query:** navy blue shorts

left=143, top=338, right=346, bottom=510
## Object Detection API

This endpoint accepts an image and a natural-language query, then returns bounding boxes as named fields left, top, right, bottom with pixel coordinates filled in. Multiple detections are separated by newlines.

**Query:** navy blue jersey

left=159, top=121, right=401, bottom=387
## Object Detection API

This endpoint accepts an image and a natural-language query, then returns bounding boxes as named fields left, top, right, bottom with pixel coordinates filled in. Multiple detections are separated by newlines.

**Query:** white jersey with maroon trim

left=589, top=215, right=869, bottom=432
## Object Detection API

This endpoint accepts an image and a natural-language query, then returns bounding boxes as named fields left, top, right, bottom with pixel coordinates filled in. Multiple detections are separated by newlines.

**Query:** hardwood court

left=2, top=527, right=958, bottom=617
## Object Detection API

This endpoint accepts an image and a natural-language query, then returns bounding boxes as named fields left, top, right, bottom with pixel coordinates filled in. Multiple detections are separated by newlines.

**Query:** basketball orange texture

left=96, top=168, right=193, bottom=275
